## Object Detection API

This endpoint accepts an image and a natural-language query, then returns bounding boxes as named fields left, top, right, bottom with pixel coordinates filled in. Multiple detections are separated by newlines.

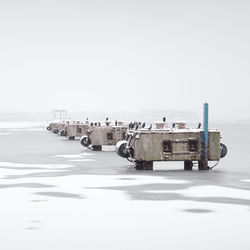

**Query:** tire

left=80, top=136, right=91, bottom=147
left=220, top=143, right=227, bottom=158
left=115, top=141, right=129, bottom=158
left=53, top=128, right=58, bottom=134
left=60, top=130, right=65, bottom=136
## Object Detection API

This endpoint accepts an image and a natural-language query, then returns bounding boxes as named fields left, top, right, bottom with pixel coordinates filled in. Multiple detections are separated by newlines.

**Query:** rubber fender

left=115, top=140, right=129, bottom=158
left=53, top=128, right=58, bottom=134
left=220, top=143, right=227, bottom=158
left=80, top=135, right=91, bottom=147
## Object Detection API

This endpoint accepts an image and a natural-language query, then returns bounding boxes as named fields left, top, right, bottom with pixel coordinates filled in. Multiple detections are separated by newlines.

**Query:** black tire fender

left=220, top=143, right=227, bottom=158
left=80, top=136, right=91, bottom=147
left=60, top=130, right=65, bottom=136
left=115, top=140, right=129, bottom=158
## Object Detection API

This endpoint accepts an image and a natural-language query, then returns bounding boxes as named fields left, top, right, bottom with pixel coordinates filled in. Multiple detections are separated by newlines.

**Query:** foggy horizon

left=0, top=0, right=249, bottom=121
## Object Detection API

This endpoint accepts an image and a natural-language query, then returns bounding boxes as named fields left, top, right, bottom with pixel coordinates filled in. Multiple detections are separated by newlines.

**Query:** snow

left=0, top=122, right=250, bottom=250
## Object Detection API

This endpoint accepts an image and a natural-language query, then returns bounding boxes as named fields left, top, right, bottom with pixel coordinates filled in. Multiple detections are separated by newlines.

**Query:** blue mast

left=203, top=102, right=209, bottom=169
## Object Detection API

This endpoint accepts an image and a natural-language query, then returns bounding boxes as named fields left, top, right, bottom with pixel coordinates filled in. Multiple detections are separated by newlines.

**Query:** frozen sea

left=0, top=121, right=250, bottom=250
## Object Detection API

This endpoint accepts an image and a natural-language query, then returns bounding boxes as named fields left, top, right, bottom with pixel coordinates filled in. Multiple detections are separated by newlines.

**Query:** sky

left=0, top=0, right=249, bottom=120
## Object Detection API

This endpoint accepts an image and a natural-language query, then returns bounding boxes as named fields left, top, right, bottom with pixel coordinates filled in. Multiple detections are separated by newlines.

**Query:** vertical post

left=203, top=102, right=209, bottom=169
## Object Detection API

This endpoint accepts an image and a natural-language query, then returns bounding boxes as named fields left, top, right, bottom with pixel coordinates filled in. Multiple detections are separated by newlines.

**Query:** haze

left=0, top=0, right=249, bottom=121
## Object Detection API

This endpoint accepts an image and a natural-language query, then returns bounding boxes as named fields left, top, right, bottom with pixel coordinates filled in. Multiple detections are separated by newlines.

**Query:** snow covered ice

left=0, top=122, right=250, bottom=250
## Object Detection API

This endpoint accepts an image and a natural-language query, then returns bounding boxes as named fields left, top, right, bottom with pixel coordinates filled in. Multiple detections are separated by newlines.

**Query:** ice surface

left=55, top=153, right=94, bottom=158
left=0, top=132, right=10, bottom=135
left=0, top=122, right=250, bottom=250
left=0, top=121, right=46, bottom=129
left=241, top=179, right=250, bottom=182
left=147, top=185, right=250, bottom=201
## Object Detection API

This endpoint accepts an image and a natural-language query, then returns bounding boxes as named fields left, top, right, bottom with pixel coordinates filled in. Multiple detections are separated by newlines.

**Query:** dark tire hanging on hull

left=53, top=128, right=58, bottom=134
left=60, top=130, right=65, bottom=136
left=220, top=143, right=227, bottom=158
left=80, top=136, right=91, bottom=147
left=115, top=141, right=129, bottom=158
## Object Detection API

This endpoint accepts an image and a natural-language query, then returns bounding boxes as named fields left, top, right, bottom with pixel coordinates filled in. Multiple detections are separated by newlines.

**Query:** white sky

left=0, top=0, right=249, bottom=120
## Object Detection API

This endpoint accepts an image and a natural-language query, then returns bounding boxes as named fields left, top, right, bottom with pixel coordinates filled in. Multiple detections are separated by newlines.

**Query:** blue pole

left=203, top=102, right=209, bottom=169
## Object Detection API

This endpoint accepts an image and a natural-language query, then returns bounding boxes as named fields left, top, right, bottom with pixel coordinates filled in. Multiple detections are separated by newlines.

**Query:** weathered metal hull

left=57, top=123, right=67, bottom=134
left=89, top=126, right=128, bottom=146
left=66, top=124, right=88, bottom=138
left=48, top=122, right=59, bottom=131
left=132, top=129, right=221, bottom=162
